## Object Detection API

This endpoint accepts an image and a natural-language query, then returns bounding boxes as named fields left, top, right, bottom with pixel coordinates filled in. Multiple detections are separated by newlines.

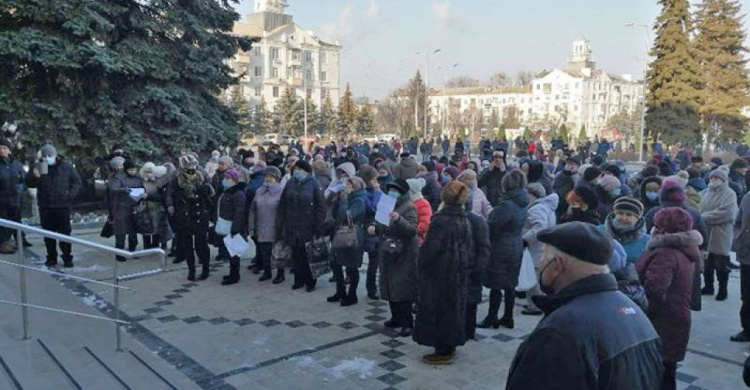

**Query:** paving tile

left=380, top=349, right=405, bottom=359
left=367, top=307, right=387, bottom=315
left=183, top=316, right=205, bottom=324
left=365, top=315, right=386, bottom=322
left=311, top=321, right=332, bottom=329
left=156, top=315, right=180, bottom=323
left=208, top=317, right=230, bottom=325
left=143, top=307, right=164, bottom=314
left=379, top=360, right=406, bottom=372
left=368, top=301, right=388, bottom=308
left=165, top=294, right=183, bottom=299
left=676, top=372, right=699, bottom=384
left=260, top=319, right=281, bottom=327
left=173, top=288, right=190, bottom=293
left=491, top=333, right=515, bottom=342
left=339, top=321, right=359, bottom=330
left=376, top=373, right=407, bottom=386
left=154, top=300, right=174, bottom=306
left=234, top=318, right=255, bottom=326
left=285, top=320, right=306, bottom=328
left=381, top=339, right=405, bottom=349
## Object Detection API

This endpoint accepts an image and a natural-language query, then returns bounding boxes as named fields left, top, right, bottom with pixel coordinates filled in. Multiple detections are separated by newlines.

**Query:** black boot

left=62, top=256, right=74, bottom=268
left=199, top=260, right=210, bottom=280
left=187, top=268, right=196, bottom=281
left=716, top=271, right=729, bottom=301
left=259, top=270, right=272, bottom=282
left=477, top=289, right=501, bottom=329
left=327, top=291, right=345, bottom=302
left=222, top=258, right=240, bottom=285
left=341, top=270, right=359, bottom=306
left=272, top=269, right=285, bottom=284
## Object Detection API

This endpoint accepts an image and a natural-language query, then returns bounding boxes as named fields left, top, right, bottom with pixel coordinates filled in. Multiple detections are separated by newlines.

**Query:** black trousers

left=178, top=228, right=209, bottom=272
left=257, top=242, right=274, bottom=273
left=292, top=243, right=314, bottom=287
left=143, top=234, right=165, bottom=250
left=389, top=300, right=413, bottom=328
left=40, top=208, right=72, bottom=262
left=115, top=234, right=138, bottom=261
left=741, top=265, right=750, bottom=333
left=366, top=250, right=379, bottom=296
left=487, top=288, right=515, bottom=319
left=332, top=262, right=360, bottom=294
left=661, top=361, right=676, bottom=390
left=465, top=303, right=478, bottom=339
left=704, top=253, right=731, bottom=291
left=0, top=204, right=23, bottom=243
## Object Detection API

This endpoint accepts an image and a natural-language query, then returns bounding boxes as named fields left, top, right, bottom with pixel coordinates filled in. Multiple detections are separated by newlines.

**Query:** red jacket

left=413, top=198, right=433, bottom=246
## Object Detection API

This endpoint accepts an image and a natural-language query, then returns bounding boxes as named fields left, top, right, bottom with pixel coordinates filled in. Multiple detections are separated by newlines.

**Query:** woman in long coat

left=368, top=178, right=418, bottom=337
left=140, top=163, right=170, bottom=250
left=480, top=169, right=529, bottom=329
left=109, top=159, right=144, bottom=262
left=248, top=166, right=284, bottom=283
left=413, top=182, right=473, bottom=365
left=637, top=207, right=702, bottom=390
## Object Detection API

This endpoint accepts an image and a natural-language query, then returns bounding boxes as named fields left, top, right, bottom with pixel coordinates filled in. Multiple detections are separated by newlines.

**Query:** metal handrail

left=0, top=218, right=166, bottom=351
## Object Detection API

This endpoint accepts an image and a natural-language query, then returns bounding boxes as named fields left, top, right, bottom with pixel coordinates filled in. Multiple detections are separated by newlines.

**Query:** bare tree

left=489, top=72, right=509, bottom=86
left=514, top=71, right=534, bottom=88
left=445, top=76, right=480, bottom=88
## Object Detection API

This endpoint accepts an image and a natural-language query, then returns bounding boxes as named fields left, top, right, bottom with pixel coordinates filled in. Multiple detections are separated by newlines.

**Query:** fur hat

left=110, top=156, right=125, bottom=169
left=583, top=166, right=602, bottom=182
left=337, top=162, right=356, bottom=178
left=614, top=197, right=644, bottom=218
left=224, top=169, right=240, bottom=181
left=708, top=165, right=729, bottom=182
left=567, top=185, right=599, bottom=209
left=441, top=181, right=470, bottom=207
left=179, top=154, right=199, bottom=168
left=252, top=160, right=267, bottom=173
left=346, top=176, right=365, bottom=192
left=219, top=155, right=234, bottom=167
left=294, top=160, right=312, bottom=173
left=387, top=178, right=409, bottom=195
left=501, top=169, right=527, bottom=192
left=140, top=162, right=156, bottom=177
left=654, top=207, right=694, bottom=234
left=659, top=177, right=686, bottom=203
left=598, top=175, right=621, bottom=193
left=263, top=166, right=282, bottom=180
left=357, top=165, right=379, bottom=184
left=526, top=182, right=547, bottom=199
left=311, top=160, right=327, bottom=173
left=457, top=169, right=477, bottom=182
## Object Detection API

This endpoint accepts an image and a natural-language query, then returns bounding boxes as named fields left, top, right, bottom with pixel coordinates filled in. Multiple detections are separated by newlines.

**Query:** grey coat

left=108, top=172, right=144, bottom=236
left=734, top=193, right=750, bottom=264
left=699, top=182, right=739, bottom=256
left=248, top=183, right=283, bottom=243
left=522, top=193, right=559, bottom=267
left=377, top=196, right=419, bottom=302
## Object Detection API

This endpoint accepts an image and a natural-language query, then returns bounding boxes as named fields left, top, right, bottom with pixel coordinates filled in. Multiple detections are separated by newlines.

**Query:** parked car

left=363, top=135, right=379, bottom=144
left=378, top=133, right=398, bottom=142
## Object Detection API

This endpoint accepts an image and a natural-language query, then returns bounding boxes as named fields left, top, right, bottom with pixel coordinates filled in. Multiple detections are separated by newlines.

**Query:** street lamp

left=416, top=49, right=441, bottom=140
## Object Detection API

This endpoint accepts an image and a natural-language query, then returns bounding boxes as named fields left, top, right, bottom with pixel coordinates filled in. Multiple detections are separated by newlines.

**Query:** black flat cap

left=537, top=222, right=612, bottom=265
left=387, top=178, right=409, bottom=195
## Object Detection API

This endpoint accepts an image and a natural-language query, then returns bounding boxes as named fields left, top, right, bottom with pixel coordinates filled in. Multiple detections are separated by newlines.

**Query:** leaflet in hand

left=129, top=188, right=145, bottom=201
left=375, top=195, right=396, bottom=226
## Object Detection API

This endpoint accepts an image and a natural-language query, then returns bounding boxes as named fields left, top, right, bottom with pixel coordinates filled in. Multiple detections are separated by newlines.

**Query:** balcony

left=288, top=77, right=303, bottom=87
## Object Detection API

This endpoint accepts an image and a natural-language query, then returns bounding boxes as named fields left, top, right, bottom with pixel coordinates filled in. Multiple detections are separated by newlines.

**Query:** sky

left=234, top=0, right=750, bottom=100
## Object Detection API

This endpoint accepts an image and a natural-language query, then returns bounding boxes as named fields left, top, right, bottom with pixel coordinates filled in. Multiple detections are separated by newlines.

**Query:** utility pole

left=417, top=49, right=441, bottom=141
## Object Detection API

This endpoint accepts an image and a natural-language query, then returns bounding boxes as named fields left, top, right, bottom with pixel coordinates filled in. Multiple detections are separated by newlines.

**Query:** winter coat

left=595, top=186, right=617, bottom=224
left=552, top=171, right=577, bottom=218
left=248, top=183, right=283, bottom=243
left=166, top=173, right=214, bottom=234
left=216, top=182, right=247, bottom=236
left=600, top=215, right=651, bottom=264
left=313, top=170, right=332, bottom=191
left=418, top=171, right=442, bottom=212
left=699, top=182, right=739, bottom=255
left=637, top=229, right=702, bottom=362
left=362, top=188, right=383, bottom=252
left=278, top=175, right=325, bottom=246
left=246, top=171, right=265, bottom=206
left=734, top=193, right=750, bottom=264
left=637, top=176, right=662, bottom=215
left=527, top=160, right=553, bottom=196
left=392, top=158, right=419, bottom=180
left=506, top=274, right=663, bottom=390
left=413, top=198, right=432, bottom=245
left=466, top=211, right=491, bottom=304
left=522, top=193, right=558, bottom=266
left=645, top=201, right=708, bottom=250
left=559, top=207, right=600, bottom=225
left=478, top=167, right=507, bottom=206
left=108, top=172, right=144, bottom=236
left=0, top=157, right=22, bottom=207
left=377, top=195, right=419, bottom=302
left=469, top=186, right=492, bottom=219
left=333, top=189, right=367, bottom=267
left=413, top=206, right=472, bottom=348
left=484, top=189, right=529, bottom=290
left=729, top=171, right=748, bottom=206
left=26, top=158, right=81, bottom=209
left=143, top=177, right=170, bottom=238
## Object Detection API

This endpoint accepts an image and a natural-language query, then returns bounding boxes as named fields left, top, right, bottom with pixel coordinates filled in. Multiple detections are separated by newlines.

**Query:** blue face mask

left=293, top=170, right=307, bottom=181
left=44, top=156, right=56, bottom=166
left=645, top=191, right=658, bottom=201
left=222, top=179, right=234, bottom=189
left=610, top=188, right=621, bottom=198
left=441, top=174, right=451, bottom=185
left=388, top=191, right=400, bottom=199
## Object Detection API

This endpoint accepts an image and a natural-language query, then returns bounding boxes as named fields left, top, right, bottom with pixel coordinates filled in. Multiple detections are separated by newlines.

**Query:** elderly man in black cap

left=506, top=222, right=663, bottom=390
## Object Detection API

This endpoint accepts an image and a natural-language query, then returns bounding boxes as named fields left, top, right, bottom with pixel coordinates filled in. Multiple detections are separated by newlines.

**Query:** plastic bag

left=516, top=250, right=537, bottom=292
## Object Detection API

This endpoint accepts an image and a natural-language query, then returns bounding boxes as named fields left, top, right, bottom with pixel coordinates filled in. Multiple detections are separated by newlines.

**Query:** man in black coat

left=26, top=144, right=82, bottom=267
left=477, top=149, right=507, bottom=206
left=0, top=138, right=25, bottom=253
left=506, top=222, right=663, bottom=390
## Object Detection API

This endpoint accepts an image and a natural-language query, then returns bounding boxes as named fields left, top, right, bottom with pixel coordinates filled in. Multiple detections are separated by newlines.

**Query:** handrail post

left=17, top=227, right=29, bottom=340
left=114, top=257, right=123, bottom=352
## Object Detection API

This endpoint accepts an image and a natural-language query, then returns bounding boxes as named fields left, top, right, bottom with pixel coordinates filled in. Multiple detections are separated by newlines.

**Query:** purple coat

left=637, top=229, right=702, bottom=362
left=248, top=183, right=283, bottom=243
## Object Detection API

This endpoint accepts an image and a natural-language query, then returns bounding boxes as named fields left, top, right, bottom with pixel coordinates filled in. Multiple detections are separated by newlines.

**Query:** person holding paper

left=108, top=159, right=144, bottom=262
left=248, top=166, right=285, bottom=284
left=216, top=169, right=247, bottom=286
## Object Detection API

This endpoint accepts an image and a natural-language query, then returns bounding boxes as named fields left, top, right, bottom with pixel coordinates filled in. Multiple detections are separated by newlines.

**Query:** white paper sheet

left=129, top=188, right=145, bottom=201
left=223, top=234, right=250, bottom=258
left=375, top=195, right=397, bottom=226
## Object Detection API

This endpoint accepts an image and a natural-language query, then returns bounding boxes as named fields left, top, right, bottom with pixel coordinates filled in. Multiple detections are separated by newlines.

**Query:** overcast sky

left=234, top=0, right=750, bottom=100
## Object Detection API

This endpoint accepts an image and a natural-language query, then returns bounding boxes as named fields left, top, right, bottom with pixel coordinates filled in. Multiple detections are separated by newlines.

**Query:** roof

left=429, top=85, right=531, bottom=97
left=232, top=23, right=263, bottom=38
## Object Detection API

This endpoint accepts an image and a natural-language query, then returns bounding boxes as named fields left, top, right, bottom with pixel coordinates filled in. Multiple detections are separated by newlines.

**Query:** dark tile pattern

left=491, top=333, right=515, bottom=342
left=676, top=372, right=698, bottom=384
left=260, top=319, right=281, bottom=327
left=379, top=360, right=406, bottom=372
left=381, top=339, right=404, bottom=349
left=311, top=321, right=332, bottom=329
left=338, top=321, right=359, bottom=330
left=234, top=318, right=255, bottom=326
left=285, top=320, right=306, bottom=328
left=157, top=315, right=180, bottom=323
left=164, top=294, right=183, bottom=300
left=377, top=373, right=407, bottom=386
left=208, top=317, right=230, bottom=325
left=380, top=349, right=405, bottom=359
left=365, top=315, right=386, bottom=322
left=144, top=307, right=164, bottom=314
left=183, top=316, right=204, bottom=324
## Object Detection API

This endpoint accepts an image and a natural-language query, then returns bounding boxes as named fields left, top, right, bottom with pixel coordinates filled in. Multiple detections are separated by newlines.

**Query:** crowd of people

left=2, top=134, right=750, bottom=389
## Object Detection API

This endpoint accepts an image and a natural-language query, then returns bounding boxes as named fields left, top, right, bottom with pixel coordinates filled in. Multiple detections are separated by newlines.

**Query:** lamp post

left=416, top=49, right=441, bottom=140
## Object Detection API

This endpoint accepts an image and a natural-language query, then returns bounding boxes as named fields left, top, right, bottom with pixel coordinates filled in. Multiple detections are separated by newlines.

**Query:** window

left=292, top=50, right=300, bottom=60
left=271, top=48, right=280, bottom=60
left=253, top=47, right=260, bottom=56
left=255, top=86, right=262, bottom=96
left=304, top=51, right=312, bottom=62
left=543, top=83, right=552, bottom=94
left=320, top=52, right=327, bottom=64
left=273, top=86, right=279, bottom=97
left=272, top=67, right=279, bottom=78
left=307, top=89, right=312, bottom=99
left=306, top=69, right=313, bottom=80
left=536, top=84, right=540, bottom=90
left=254, top=66, right=262, bottom=77
left=320, top=71, right=328, bottom=82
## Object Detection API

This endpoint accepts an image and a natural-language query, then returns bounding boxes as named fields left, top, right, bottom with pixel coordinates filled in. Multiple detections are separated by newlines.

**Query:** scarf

left=178, top=170, right=204, bottom=197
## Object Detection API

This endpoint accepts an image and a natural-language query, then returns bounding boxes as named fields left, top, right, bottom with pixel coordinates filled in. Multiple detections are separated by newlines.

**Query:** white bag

left=516, top=249, right=538, bottom=292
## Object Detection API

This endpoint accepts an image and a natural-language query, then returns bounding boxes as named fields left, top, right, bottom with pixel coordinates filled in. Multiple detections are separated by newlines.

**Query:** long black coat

left=26, top=158, right=81, bottom=209
left=466, top=211, right=491, bottom=304
left=217, top=182, right=247, bottom=236
left=377, top=195, right=419, bottom=302
left=278, top=175, right=325, bottom=246
left=166, top=174, right=213, bottom=235
left=413, top=206, right=473, bottom=348
left=478, top=167, right=507, bottom=206
left=484, top=189, right=529, bottom=290
left=108, top=172, right=144, bottom=236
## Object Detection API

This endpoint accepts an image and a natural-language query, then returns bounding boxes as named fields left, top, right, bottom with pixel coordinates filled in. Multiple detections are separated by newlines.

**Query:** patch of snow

left=291, top=356, right=316, bottom=368
left=81, top=294, right=108, bottom=309
left=252, top=334, right=269, bottom=347
left=66, top=265, right=110, bottom=273
left=328, top=357, right=375, bottom=380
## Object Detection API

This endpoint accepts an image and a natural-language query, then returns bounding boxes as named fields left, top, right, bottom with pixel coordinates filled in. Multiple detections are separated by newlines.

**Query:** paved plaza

left=0, top=226, right=747, bottom=389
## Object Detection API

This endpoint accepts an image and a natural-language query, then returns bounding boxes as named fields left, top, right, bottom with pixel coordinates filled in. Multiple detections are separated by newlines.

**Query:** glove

left=167, top=206, right=175, bottom=215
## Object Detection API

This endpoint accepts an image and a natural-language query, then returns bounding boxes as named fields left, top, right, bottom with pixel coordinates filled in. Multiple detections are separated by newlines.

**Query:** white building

left=428, top=39, right=643, bottom=139
left=429, top=87, right=533, bottom=135
left=229, top=0, right=342, bottom=110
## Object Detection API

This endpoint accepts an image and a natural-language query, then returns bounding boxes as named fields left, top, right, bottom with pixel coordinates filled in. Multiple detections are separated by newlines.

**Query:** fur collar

left=647, top=230, right=703, bottom=262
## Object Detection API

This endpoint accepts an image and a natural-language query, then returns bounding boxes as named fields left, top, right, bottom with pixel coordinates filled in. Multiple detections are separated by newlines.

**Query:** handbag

left=132, top=202, right=154, bottom=234
left=332, top=216, right=359, bottom=251
left=272, top=241, right=292, bottom=269
left=100, top=220, right=114, bottom=238
left=214, top=194, right=232, bottom=237
left=379, top=237, right=404, bottom=256
left=516, top=249, right=537, bottom=292
left=306, top=236, right=332, bottom=278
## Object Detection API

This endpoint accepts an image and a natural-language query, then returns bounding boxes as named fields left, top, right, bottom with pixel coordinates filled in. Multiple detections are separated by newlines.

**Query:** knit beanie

left=731, top=158, right=749, bottom=170
left=710, top=157, right=723, bottom=166
left=708, top=165, right=729, bottom=182
left=457, top=169, right=477, bottom=182
left=614, top=197, right=644, bottom=218
left=444, top=166, right=461, bottom=180
left=219, top=155, right=234, bottom=167
left=421, top=161, right=435, bottom=172
left=686, top=167, right=700, bottom=180
left=40, top=144, right=57, bottom=157
left=654, top=207, right=694, bottom=234
left=568, top=185, right=599, bottom=209
left=263, top=166, right=282, bottom=180
left=252, top=160, right=267, bottom=174
left=501, top=169, right=527, bottom=192
left=357, top=165, right=378, bottom=184
left=0, top=138, right=11, bottom=149
left=660, top=177, right=686, bottom=203
left=295, top=160, right=312, bottom=173
left=123, top=159, right=137, bottom=171
left=179, top=154, right=199, bottom=168
left=598, top=175, right=621, bottom=192
left=110, top=156, right=125, bottom=169
left=406, top=178, right=426, bottom=201
left=224, top=169, right=240, bottom=181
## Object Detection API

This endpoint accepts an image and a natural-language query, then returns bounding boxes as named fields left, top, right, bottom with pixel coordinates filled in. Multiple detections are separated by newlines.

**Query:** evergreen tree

left=693, top=0, right=749, bottom=141
left=319, top=91, right=338, bottom=136
left=251, top=96, right=272, bottom=135
left=488, top=109, right=500, bottom=132
left=275, top=86, right=303, bottom=136
left=558, top=124, right=569, bottom=143
left=357, top=104, right=375, bottom=135
left=229, top=85, right=252, bottom=135
left=497, top=124, right=507, bottom=140
left=0, top=0, right=254, bottom=167
left=523, top=127, right=531, bottom=140
left=337, top=83, right=357, bottom=136
left=406, top=70, right=430, bottom=138
left=577, top=125, right=587, bottom=142
left=645, top=0, right=702, bottom=142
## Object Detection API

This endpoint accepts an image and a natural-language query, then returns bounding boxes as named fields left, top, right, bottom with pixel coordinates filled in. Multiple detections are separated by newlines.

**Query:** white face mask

left=44, top=156, right=56, bottom=166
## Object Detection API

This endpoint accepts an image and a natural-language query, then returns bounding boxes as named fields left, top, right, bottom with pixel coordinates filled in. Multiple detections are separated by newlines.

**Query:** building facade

left=429, top=39, right=643, bottom=139
left=229, top=0, right=342, bottom=110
